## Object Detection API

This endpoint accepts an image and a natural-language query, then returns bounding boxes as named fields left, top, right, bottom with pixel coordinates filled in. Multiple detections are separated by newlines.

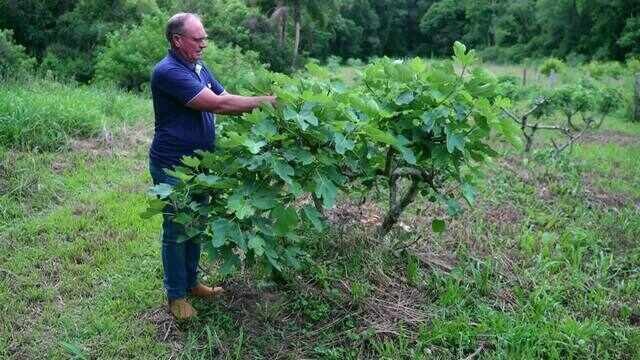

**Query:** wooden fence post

left=635, top=73, right=640, bottom=122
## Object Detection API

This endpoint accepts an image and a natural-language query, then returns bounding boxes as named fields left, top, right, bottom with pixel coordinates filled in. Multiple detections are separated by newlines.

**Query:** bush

left=0, top=29, right=36, bottom=78
left=346, top=58, right=364, bottom=67
left=539, top=58, right=566, bottom=76
left=478, top=45, right=530, bottom=64
left=94, top=14, right=267, bottom=92
left=627, top=57, right=640, bottom=75
left=0, top=79, right=151, bottom=151
left=39, top=45, right=94, bottom=82
left=162, top=0, right=292, bottom=72
left=583, top=61, right=626, bottom=79
left=496, top=75, right=524, bottom=101
left=326, top=55, right=343, bottom=70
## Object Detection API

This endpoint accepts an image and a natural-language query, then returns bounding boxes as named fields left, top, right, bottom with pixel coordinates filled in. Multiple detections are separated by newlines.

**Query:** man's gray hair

left=165, top=13, right=201, bottom=44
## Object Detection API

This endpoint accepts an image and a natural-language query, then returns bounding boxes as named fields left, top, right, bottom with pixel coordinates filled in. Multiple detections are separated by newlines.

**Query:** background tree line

left=1, top=0, right=639, bottom=85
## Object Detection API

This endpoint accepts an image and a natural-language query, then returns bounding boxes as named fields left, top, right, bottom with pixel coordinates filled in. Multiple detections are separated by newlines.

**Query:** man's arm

left=186, top=87, right=275, bottom=114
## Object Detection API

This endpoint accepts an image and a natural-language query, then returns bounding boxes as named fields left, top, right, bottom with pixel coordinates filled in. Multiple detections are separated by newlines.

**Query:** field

left=1, top=63, right=639, bottom=359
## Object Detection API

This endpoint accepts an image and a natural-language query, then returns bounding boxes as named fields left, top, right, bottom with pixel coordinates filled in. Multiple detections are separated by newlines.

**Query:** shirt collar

left=168, top=49, right=201, bottom=75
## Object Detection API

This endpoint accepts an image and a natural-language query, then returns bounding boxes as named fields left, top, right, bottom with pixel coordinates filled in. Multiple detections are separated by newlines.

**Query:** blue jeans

left=149, top=161, right=201, bottom=300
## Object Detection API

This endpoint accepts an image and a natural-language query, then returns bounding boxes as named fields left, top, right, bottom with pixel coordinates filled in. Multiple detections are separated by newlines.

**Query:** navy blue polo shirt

left=149, top=49, right=225, bottom=170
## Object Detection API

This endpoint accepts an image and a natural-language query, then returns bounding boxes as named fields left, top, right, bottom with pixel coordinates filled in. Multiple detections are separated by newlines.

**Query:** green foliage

left=39, top=0, right=161, bottom=82
left=163, top=0, right=292, bottom=72
left=145, top=42, right=514, bottom=276
left=0, top=29, right=36, bottom=78
left=0, top=79, right=151, bottom=150
left=93, top=15, right=166, bottom=90
left=627, top=57, right=640, bottom=74
left=527, top=77, right=623, bottom=133
left=583, top=61, right=626, bottom=79
left=539, top=58, right=566, bottom=76
left=618, top=15, right=640, bottom=56
left=419, top=0, right=466, bottom=56
left=496, top=75, right=525, bottom=101
left=94, top=14, right=266, bottom=92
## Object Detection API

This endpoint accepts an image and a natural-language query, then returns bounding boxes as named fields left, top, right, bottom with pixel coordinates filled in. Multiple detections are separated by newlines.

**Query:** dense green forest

left=1, top=0, right=640, bottom=83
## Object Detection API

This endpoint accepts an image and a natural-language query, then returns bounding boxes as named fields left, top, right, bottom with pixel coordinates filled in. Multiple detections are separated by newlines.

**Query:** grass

left=0, top=78, right=151, bottom=151
left=1, top=73, right=639, bottom=358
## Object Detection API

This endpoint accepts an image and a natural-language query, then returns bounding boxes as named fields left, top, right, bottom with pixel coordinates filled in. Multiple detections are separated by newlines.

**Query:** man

left=149, top=12, right=275, bottom=320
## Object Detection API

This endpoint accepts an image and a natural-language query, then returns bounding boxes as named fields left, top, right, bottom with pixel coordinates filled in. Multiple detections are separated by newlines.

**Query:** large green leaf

left=395, top=91, right=415, bottom=105
left=303, top=205, right=324, bottom=231
left=283, top=104, right=318, bottom=130
left=248, top=234, right=266, bottom=257
left=252, top=187, right=279, bottom=210
left=252, top=118, right=277, bottom=138
left=181, top=156, right=200, bottom=168
left=271, top=205, right=299, bottom=235
left=361, top=124, right=397, bottom=145
left=210, top=218, right=233, bottom=247
left=227, top=191, right=255, bottom=219
left=446, top=130, right=465, bottom=153
left=334, top=133, right=355, bottom=155
left=462, top=183, right=476, bottom=205
left=272, top=159, right=294, bottom=184
left=243, top=138, right=267, bottom=154
left=149, top=183, right=173, bottom=199
left=314, top=176, right=337, bottom=209
left=219, top=247, right=241, bottom=276
left=283, top=147, right=315, bottom=165
left=140, top=198, right=165, bottom=219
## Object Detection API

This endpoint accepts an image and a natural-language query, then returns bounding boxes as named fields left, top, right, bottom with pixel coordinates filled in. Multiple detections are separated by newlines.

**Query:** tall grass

left=0, top=77, right=152, bottom=151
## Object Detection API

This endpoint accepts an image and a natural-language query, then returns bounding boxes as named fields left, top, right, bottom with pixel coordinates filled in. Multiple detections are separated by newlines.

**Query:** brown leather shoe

left=168, top=298, right=197, bottom=320
left=190, top=283, right=225, bottom=298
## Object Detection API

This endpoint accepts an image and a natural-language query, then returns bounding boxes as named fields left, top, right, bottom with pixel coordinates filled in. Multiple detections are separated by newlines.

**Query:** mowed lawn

left=1, top=108, right=639, bottom=358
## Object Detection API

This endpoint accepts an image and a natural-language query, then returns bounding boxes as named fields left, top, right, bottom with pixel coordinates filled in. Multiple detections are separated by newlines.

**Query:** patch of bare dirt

left=139, top=306, right=184, bottom=355
left=69, top=122, right=151, bottom=158
left=361, top=283, right=426, bottom=336
left=484, top=203, right=523, bottom=227
left=500, top=156, right=533, bottom=183
left=582, top=174, right=636, bottom=209
left=414, top=251, right=457, bottom=272
left=492, top=288, right=517, bottom=311
left=51, top=159, right=70, bottom=174
left=0, top=152, right=17, bottom=194
left=609, top=303, right=640, bottom=327
left=581, top=131, right=639, bottom=147
left=325, top=200, right=384, bottom=228
left=221, top=280, right=284, bottom=321
left=72, top=203, right=98, bottom=217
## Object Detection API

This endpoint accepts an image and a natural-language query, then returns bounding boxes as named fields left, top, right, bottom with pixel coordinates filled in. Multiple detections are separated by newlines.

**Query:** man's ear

left=172, top=34, right=181, bottom=48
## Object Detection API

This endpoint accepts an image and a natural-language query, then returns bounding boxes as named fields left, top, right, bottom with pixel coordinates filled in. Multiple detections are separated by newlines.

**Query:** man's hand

left=265, top=95, right=277, bottom=107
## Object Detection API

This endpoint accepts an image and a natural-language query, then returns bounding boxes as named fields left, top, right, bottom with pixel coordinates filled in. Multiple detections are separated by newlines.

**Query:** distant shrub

left=627, top=57, right=640, bottom=75
left=478, top=45, right=530, bottom=64
left=0, top=79, right=151, bottom=151
left=564, top=53, right=587, bottom=67
left=496, top=75, right=524, bottom=100
left=94, top=14, right=267, bottom=92
left=0, top=29, right=36, bottom=78
left=583, top=61, right=625, bottom=79
left=346, top=58, right=364, bottom=67
left=539, top=58, right=566, bottom=76
left=39, top=45, right=95, bottom=83
left=326, top=55, right=343, bottom=70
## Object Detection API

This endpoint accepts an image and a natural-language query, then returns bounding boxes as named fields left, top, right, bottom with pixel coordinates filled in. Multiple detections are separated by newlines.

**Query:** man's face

left=173, top=17, right=208, bottom=63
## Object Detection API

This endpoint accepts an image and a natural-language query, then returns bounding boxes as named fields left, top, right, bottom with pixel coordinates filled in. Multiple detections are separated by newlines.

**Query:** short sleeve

left=152, top=66, right=205, bottom=105
left=206, top=70, right=225, bottom=95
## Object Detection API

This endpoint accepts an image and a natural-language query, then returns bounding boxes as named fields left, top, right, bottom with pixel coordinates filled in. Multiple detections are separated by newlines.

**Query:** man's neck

left=170, top=48, right=196, bottom=67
